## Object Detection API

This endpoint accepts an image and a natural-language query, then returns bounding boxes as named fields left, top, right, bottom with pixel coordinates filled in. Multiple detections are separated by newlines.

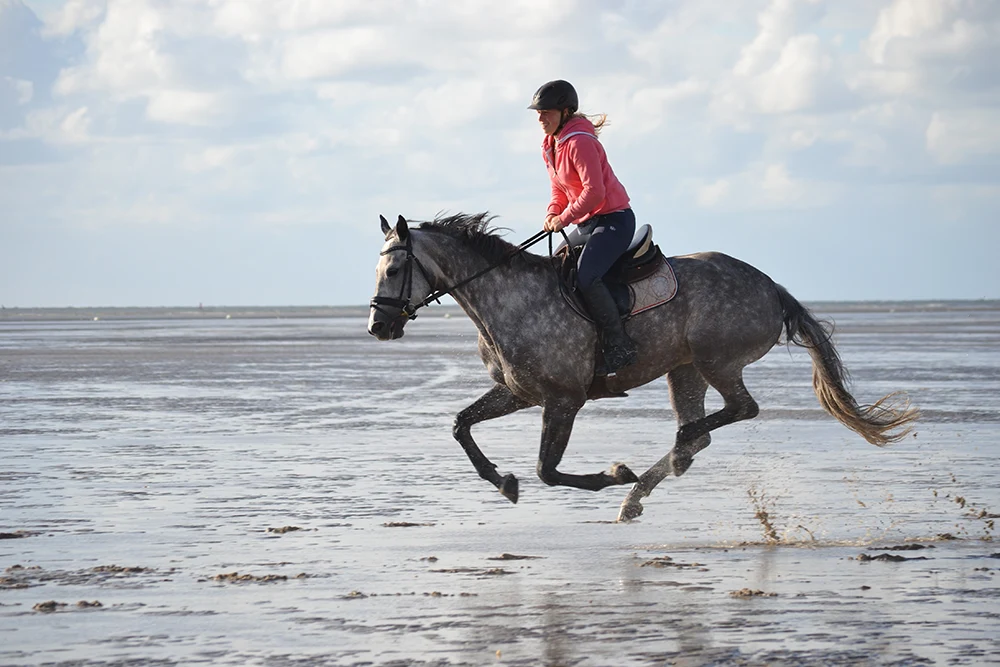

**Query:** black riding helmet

left=528, top=80, right=578, bottom=113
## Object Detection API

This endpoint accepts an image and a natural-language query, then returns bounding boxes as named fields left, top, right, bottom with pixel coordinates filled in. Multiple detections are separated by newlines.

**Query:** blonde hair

left=570, top=112, right=608, bottom=136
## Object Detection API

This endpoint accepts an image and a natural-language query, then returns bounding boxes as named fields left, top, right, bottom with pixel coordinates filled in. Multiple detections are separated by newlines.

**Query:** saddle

left=555, top=223, right=677, bottom=320
left=554, top=223, right=678, bottom=401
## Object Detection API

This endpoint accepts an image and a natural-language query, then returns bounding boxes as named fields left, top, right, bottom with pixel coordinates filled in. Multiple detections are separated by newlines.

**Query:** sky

left=1, top=0, right=998, bottom=307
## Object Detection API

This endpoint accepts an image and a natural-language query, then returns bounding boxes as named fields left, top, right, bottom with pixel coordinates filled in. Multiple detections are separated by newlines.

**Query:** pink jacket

left=542, top=116, right=630, bottom=226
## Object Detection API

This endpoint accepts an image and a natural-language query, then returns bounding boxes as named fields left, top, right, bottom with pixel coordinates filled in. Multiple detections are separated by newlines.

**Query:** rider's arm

left=546, top=156, right=569, bottom=218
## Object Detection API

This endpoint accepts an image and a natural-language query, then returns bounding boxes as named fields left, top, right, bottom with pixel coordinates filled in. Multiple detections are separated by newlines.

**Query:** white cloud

left=54, top=0, right=169, bottom=96
left=4, top=0, right=1000, bottom=305
left=697, top=179, right=731, bottom=207
left=182, top=146, right=237, bottom=173
left=761, top=162, right=796, bottom=199
left=734, top=0, right=805, bottom=77
left=146, top=89, right=222, bottom=125
left=753, top=33, right=833, bottom=113
left=625, top=79, right=710, bottom=133
left=859, top=0, right=1000, bottom=102
left=866, top=0, right=950, bottom=65
left=280, top=27, right=392, bottom=81
left=4, top=75, right=33, bottom=104
left=48, top=0, right=229, bottom=126
left=2, top=105, right=89, bottom=143
left=413, top=80, right=490, bottom=129
left=212, top=0, right=386, bottom=38
left=41, top=0, right=105, bottom=37
left=926, top=108, right=1000, bottom=163
left=712, top=0, right=848, bottom=119
left=59, top=105, right=90, bottom=141
left=687, top=162, right=838, bottom=211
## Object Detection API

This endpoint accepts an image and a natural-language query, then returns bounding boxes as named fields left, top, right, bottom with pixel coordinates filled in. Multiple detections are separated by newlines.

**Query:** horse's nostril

left=370, top=321, right=384, bottom=335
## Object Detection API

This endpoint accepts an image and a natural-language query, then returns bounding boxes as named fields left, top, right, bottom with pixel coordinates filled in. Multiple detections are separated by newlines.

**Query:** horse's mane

left=416, top=213, right=550, bottom=268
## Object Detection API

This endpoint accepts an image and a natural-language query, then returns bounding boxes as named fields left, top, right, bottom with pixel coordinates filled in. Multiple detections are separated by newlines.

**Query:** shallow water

left=1, top=304, right=999, bottom=665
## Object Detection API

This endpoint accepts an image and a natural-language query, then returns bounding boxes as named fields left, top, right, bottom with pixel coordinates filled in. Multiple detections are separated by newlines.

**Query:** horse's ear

left=380, top=214, right=391, bottom=237
left=396, top=215, right=409, bottom=241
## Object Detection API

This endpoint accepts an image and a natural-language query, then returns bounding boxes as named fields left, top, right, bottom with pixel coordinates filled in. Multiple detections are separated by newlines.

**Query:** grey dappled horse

left=367, top=213, right=919, bottom=521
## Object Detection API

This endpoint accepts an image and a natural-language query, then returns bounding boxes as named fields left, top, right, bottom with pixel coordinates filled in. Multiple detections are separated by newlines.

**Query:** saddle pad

left=628, top=256, right=677, bottom=317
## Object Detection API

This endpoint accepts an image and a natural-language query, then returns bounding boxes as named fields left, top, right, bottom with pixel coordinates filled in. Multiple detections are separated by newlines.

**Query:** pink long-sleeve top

left=542, top=116, right=630, bottom=226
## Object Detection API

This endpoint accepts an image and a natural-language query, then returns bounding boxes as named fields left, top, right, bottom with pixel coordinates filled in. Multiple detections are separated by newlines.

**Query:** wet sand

left=1, top=303, right=999, bottom=665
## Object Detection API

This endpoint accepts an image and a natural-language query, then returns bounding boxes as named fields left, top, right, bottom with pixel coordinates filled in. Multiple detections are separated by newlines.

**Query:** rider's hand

left=544, top=215, right=566, bottom=232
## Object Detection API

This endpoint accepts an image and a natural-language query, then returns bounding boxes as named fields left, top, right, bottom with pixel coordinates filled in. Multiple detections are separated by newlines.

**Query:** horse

left=367, top=213, right=919, bottom=521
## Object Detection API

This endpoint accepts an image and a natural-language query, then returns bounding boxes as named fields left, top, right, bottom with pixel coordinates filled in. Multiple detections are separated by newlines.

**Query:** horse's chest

left=478, top=336, right=546, bottom=395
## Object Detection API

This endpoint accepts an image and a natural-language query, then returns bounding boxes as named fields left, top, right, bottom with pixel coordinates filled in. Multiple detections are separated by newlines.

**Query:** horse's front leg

left=454, top=383, right=532, bottom=503
left=536, top=402, right=639, bottom=491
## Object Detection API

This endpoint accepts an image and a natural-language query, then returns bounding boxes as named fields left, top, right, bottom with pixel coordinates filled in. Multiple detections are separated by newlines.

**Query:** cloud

left=182, top=145, right=238, bottom=173
left=625, top=79, right=710, bottom=133
left=58, top=104, right=89, bottom=141
left=40, top=0, right=105, bottom=37
left=860, top=0, right=1000, bottom=101
left=2, top=0, right=999, bottom=305
left=280, top=27, right=394, bottom=81
left=926, top=108, right=1000, bottom=164
left=715, top=0, right=852, bottom=118
left=866, top=0, right=950, bottom=65
left=49, top=0, right=235, bottom=126
left=696, top=178, right=730, bottom=207
left=752, top=33, right=835, bottom=113
left=3, top=74, right=33, bottom=104
left=146, top=88, right=223, bottom=124
left=734, top=0, right=823, bottom=77
left=2, top=104, right=88, bottom=143
left=53, top=0, right=169, bottom=96
left=687, top=161, right=838, bottom=210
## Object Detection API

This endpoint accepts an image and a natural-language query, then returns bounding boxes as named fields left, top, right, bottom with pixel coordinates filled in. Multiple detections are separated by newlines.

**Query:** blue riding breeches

left=575, top=208, right=636, bottom=288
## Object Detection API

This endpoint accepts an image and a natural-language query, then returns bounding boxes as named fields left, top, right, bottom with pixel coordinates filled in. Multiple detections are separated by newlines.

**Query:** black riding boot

left=581, top=279, right=638, bottom=376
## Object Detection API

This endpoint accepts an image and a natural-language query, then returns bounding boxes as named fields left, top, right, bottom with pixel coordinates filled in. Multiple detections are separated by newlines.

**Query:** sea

left=1, top=302, right=998, bottom=665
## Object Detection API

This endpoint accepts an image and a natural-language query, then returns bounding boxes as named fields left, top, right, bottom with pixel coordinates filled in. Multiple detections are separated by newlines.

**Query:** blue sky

left=1, top=0, right=998, bottom=307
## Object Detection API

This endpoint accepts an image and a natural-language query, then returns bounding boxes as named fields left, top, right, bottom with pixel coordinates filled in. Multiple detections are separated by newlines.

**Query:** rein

left=370, top=227, right=569, bottom=325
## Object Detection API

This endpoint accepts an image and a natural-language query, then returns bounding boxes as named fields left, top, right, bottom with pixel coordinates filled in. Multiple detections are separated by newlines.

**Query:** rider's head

left=529, top=80, right=578, bottom=136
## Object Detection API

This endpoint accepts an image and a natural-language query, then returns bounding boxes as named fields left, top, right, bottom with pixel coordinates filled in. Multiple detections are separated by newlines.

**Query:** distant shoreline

left=0, top=305, right=447, bottom=322
left=0, top=300, right=997, bottom=322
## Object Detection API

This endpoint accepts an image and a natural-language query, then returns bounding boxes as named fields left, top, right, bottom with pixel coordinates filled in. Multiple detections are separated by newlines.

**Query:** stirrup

left=596, top=341, right=638, bottom=377
left=604, top=344, right=638, bottom=375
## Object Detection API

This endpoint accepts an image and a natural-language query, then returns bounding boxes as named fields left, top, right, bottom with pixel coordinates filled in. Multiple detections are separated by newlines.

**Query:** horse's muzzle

left=368, top=312, right=406, bottom=340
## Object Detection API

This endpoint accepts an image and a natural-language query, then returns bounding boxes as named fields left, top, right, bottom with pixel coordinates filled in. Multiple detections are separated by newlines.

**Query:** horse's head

left=368, top=214, right=435, bottom=340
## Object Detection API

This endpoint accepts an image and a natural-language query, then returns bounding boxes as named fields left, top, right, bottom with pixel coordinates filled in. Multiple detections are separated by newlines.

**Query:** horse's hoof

left=617, top=501, right=644, bottom=522
left=499, top=474, right=519, bottom=504
left=610, top=463, right=639, bottom=485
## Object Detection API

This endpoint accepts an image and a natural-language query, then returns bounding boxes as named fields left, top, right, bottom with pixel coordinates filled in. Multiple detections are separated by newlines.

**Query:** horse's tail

left=775, top=284, right=919, bottom=446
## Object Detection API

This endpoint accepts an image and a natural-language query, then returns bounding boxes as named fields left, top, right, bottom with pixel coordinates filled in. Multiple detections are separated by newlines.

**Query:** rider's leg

left=580, top=279, right=638, bottom=374
left=576, top=209, right=638, bottom=375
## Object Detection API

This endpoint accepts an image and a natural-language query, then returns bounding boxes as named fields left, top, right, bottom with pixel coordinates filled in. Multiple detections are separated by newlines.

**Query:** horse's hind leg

left=536, top=401, right=639, bottom=491
left=673, top=362, right=760, bottom=457
left=668, top=364, right=714, bottom=476
left=454, top=383, right=532, bottom=503
left=619, top=364, right=710, bottom=521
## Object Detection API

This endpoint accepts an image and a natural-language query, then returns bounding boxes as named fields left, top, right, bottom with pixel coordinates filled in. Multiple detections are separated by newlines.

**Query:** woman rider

left=530, top=79, right=638, bottom=375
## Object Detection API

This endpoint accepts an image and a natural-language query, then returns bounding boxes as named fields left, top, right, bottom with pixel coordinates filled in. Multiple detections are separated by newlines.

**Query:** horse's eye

left=386, top=267, right=399, bottom=278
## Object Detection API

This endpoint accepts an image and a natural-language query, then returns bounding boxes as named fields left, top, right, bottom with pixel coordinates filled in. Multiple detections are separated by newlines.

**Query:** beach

left=1, top=302, right=999, bottom=665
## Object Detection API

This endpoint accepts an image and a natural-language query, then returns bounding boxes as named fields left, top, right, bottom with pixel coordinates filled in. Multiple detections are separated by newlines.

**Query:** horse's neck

left=414, top=231, right=553, bottom=338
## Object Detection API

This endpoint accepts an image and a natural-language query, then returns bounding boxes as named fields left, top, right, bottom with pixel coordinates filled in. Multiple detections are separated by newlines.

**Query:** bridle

left=369, top=227, right=558, bottom=331
left=369, top=230, right=440, bottom=327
